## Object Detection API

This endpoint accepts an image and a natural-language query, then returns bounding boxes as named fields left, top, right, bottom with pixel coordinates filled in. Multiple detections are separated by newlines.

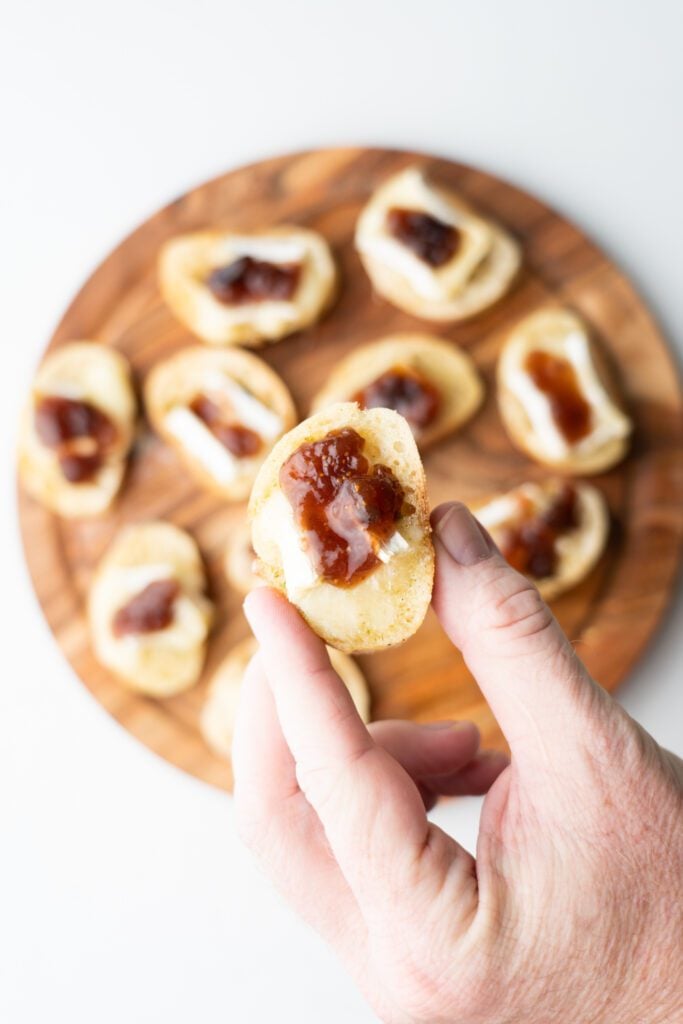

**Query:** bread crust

left=17, top=342, right=136, bottom=517
left=497, top=307, right=632, bottom=474
left=200, top=636, right=370, bottom=761
left=144, top=346, right=297, bottom=500
left=158, top=226, right=337, bottom=347
left=355, top=167, right=520, bottom=322
left=224, top=521, right=259, bottom=595
left=88, top=521, right=213, bottom=696
left=471, top=479, right=610, bottom=600
left=248, top=402, right=434, bottom=653
left=310, top=333, right=483, bottom=448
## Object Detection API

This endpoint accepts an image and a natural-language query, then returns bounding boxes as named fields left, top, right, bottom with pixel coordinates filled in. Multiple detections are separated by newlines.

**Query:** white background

left=1, top=2, right=682, bottom=1022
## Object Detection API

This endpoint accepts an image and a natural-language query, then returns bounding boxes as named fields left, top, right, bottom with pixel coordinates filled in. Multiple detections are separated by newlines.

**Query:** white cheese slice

left=217, top=237, right=308, bottom=265
left=508, top=331, right=631, bottom=459
left=203, top=373, right=283, bottom=439
left=357, top=168, right=493, bottom=301
left=267, top=491, right=319, bottom=601
left=474, top=493, right=525, bottom=533
left=107, top=563, right=209, bottom=657
left=164, top=406, right=240, bottom=485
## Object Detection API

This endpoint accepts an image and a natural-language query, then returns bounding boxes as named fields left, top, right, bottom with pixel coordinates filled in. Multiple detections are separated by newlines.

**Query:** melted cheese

left=267, top=491, right=408, bottom=600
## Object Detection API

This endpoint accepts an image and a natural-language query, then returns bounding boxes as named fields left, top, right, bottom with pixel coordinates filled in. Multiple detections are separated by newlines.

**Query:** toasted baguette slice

left=497, top=307, right=632, bottom=474
left=355, top=167, right=520, bottom=322
left=201, top=636, right=370, bottom=761
left=144, top=346, right=296, bottom=501
left=311, top=333, right=483, bottom=448
left=248, top=403, right=434, bottom=653
left=88, top=521, right=213, bottom=697
left=18, top=342, right=136, bottom=517
left=224, top=521, right=260, bottom=595
left=158, top=226, right=337, bottom=347
left=472, top=479, right=609, bottom=600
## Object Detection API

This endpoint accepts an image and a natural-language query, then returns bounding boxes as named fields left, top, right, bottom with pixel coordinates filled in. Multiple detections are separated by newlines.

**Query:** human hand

left=233, top=503, right=683, bottom=1024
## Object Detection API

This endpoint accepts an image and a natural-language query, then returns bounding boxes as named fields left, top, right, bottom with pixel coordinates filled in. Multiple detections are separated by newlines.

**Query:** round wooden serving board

left=18, top=148, right=683, bottom=791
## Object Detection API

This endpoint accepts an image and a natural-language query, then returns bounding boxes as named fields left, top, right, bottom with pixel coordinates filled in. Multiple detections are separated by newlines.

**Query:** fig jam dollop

left=34, top=395, right=118, bottom=484
left=386, top=208, right=460, bottom=267
left=353, top=366, right=440, bottom=431
left=112, top=579, right=181, bottom=638
left=279, top=428, right=406, bottom=587
left=525, top=351, right=592, bottom=444
left=190, top=394, right=262, bottom=457
left=206, top=256, right=301, bottom=305
left=499, top=484, right=578, bottom=580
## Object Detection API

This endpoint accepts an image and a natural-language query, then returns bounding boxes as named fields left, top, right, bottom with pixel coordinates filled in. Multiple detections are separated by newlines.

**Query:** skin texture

left=233, top=503, right=683, bottom=1024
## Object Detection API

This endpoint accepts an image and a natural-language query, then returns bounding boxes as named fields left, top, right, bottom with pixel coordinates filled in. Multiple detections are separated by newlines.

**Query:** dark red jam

left=279, top=428, right=406, bottom=587
left=34, top=395, right=117, bottom=484
left=112, top=579, right=181, bottom=638
left=525, top=351, right=592, bottom=443
left=386, top=207, right=460, bottom=267
left=353, top=365, right=441, bottom=431
left=500, top=485, right=578, bottom=580
left=206, top=256, right=301, bottom=305
left=190, top=394, right=262, bottom=457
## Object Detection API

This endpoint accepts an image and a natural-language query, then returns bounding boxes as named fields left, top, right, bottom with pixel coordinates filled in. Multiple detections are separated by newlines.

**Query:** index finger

left=243, top=588, right=476, bottom=917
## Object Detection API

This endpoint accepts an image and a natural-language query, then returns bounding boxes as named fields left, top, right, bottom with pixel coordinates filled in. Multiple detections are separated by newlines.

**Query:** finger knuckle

left=485, top=575, right=553, bottom=644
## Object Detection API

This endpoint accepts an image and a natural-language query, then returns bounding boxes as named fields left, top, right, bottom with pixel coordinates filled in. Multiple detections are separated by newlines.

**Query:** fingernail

left=433, top=503, right=492, bottom=566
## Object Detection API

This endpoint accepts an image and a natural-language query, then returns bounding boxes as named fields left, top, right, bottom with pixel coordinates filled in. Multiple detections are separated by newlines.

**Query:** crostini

left=497, top=307, right=632, bottom=474
left=144, top=346, right=297, bottom=501
left=249, top=403, right=434, bottom=653
left=158, top=226, right=336, bottom=347
left=88, top=521, right=213, bottom=696
left=311, top=333, right=483, bottom=447
left=472, top=478, right=609, bottom=600
left=224, top=521, right=260, bottom=595
left=18, top=342, right=136, bottom=517
left=355, top=166, right=520, bottom=321
left=201, top=636, right=370, bottom=761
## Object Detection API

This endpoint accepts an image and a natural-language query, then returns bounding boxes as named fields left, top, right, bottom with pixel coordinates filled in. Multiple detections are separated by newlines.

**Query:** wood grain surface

left=17, top=147, right=683, bottom=791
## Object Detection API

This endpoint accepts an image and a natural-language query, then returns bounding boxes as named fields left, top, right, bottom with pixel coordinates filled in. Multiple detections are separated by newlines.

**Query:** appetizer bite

left=249, top=403, right=434, bottom=653
left=88, top=522, right=213, bottom=696
left=497, top=307, right=632, bottom=474
left=144, top=347, right=297, bottom=501
left=18, top=342, right=136, bottom=517
left=201, top=636, right=370, bottom=761
left=158, top=226, right=336, bottom=347
left=472, top=479, right=609, bottom=600
left=224, top=521, right=260, bottom=595
left=311, top=333, right=483, bottom=448
left=355, top=166, right=520, bottom=321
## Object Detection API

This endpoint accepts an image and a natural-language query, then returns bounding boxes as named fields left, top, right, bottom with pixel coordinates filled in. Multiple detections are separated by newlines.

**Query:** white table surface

left=1, top=2, right=682, bottom=1021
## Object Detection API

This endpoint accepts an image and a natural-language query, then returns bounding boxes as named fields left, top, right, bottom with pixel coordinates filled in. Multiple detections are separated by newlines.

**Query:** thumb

left=431, top=502, right=607, bottom=771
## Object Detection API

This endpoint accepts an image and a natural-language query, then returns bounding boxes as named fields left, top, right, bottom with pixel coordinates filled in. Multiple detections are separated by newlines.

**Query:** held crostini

left=472, top=479, right=609, bottom=600
left=201, top=636, right=370, bottom=762
left=355, top=166, right=520, bottom=322
left=497, top=307, right=632, bottom=474
left=18, top=342, right=136, bottom=517
left=88, top=522, right=213, bottom=697
left=144, top=347, right=297, bottom=501
left=248, top=403, right=434, bottom=654
left=310, top=333, right=483, bottom=448
left=158, top=226, right=336, bottom=347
